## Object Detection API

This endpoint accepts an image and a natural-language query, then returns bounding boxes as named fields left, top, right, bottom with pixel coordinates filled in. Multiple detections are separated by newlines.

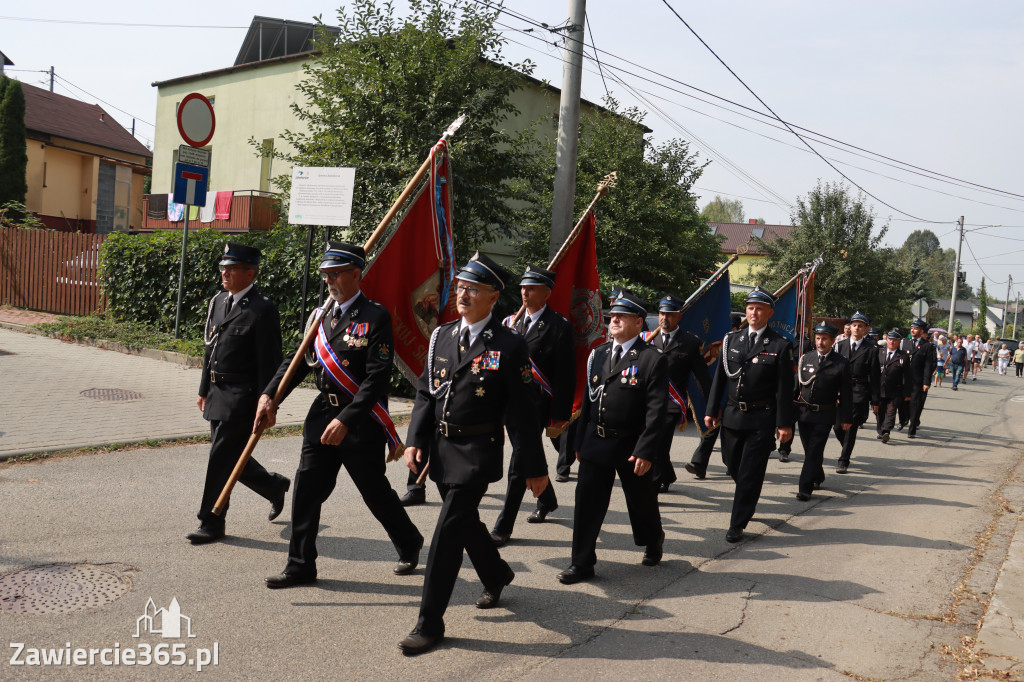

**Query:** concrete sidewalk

left=0, top=331, right=1022, bottom=679
left=0, top=327, right=411, bottom=458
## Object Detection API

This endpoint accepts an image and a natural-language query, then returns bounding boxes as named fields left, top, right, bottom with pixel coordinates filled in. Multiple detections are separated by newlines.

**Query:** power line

left=469, top=0, right=1024, bottom=203
left=0, top=15, right=247, bottom=29
left=52, top=73, right=154, bottom=128
left=583, top=16, right=610, bottom=101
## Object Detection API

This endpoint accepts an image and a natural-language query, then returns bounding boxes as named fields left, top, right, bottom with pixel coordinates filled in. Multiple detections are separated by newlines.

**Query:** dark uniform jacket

left=575, top=338, right=668, bottom=465
left=878, top=348, right=909, bottom=401
left=513, top=306, right=576, bottom=423
left=794, top=349, right=853, bottom=425
left=263, top=292, right=394, bottom=450
left=650, top=328, right=711, bottom=418
left=835, top=337, right=880, bottom=406
left=407, top=316, right=546, bottom=486
left=199, top=287, right=282, bottom=423
left=900, top=337, right=938, bottom=388
left=706, top=326, right=795, bottom=431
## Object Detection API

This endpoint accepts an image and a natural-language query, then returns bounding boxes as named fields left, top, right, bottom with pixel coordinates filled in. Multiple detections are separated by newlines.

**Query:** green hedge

left=100, top=226, right=318, bottom=348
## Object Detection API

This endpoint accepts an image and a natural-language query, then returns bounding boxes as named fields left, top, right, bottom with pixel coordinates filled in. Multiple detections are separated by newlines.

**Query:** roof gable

left=709, top=222, right=795, bottom=254
left=21, top=81, right=152, bottom=159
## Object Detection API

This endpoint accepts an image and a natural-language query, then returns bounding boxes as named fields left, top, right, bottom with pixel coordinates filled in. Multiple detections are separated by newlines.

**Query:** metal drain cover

left=80, top=388, right=143, bottom=402
left=0, top=563, right=133, bottom=614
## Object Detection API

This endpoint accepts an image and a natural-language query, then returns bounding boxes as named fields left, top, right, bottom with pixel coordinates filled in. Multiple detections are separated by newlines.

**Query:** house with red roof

left=22, top=82, right=152, bottom=233
left=708, top=219, right=796, bottom=285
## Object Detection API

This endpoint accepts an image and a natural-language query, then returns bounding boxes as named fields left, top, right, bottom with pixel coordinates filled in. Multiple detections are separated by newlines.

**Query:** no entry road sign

left=177, top=93, right=216, bottom=148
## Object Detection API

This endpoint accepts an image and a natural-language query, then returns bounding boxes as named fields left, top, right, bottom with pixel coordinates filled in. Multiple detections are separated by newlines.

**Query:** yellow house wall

left=729, top=254, right=767, bottom=285
left=25, top=143, right=45, bottom=213
left=152, top=59, right=310, bottom=194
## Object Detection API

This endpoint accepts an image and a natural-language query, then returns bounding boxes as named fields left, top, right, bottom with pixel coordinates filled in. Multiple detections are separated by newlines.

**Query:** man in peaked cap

left=647, top=294, right=711, bottom=494
left=876, top=329, right=909, bottom=443
left=898, top=319, right=937, bottom=439
left=705, top=286, right=795, bottom=543
left=832, top=311, right=880, bottom=473
left=491, top=265, right=575, bottom=545
left=190, top=243, right=290, bottom=544
left=399, top=251, right=549, bottom=655
left=793, top=323, right=852, bottom=500
left=255, top=241, right=423, bottom=588
left=558, top=291, right=667, bottom=585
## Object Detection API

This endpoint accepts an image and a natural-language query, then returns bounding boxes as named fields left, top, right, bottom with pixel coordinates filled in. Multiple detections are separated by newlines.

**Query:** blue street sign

left=172, top=162, right=209, bottom=207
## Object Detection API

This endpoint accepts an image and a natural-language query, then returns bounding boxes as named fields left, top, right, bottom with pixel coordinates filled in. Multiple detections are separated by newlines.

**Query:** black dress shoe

left=527, top=508, right=549, bottom=524
left=557, top=564, right=594, bottom=585
left=476, top=566, right=515, bottom=608
left=776, top=449, right=790, bottom=463
left=490, top=531, right=510, bottom=547
left=908, top=432, right=917, bottom=439
left=555, top=473, right=571, bottom=483
left=896, top=422, right=905, bottom=431
left=881, top=432, right=890, bottom=443
left=836, top=462, right=849, bottom=474
left=796, top=491, right=811, bottom=501
left=394, top=538, right=424, bottom=576
left=813, top=479, right=823, bottom=490
left=400, top=489, right=425, bottom=507
left=264, top=572, right=317, bottom=589
left=725, top=528, right=744, bottom=543
left=398, top=629, right=444, bottom=656
left=186, top=526, right=224, bottom=545
left=657, top=481, right=670, bottom=494
left=268, top=477, right=291, bottom=521
left=642, top=529, right=665, bottom=566
left=684, top=463, right=706, bottom=479
left=876, top=432, right=883, bottom=439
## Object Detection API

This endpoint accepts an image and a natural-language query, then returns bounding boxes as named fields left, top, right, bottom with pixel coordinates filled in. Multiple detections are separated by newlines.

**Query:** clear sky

left=3, top=1, right=1022, bottom=300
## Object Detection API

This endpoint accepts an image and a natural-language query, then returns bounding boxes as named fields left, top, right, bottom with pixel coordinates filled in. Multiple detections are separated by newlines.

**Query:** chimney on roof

left=99, top=113, right=104, bottom=122
left=749, top=218, right=757, bottom=224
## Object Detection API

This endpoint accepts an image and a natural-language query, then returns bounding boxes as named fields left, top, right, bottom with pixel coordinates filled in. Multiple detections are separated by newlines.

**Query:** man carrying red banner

left=490, top=265, right=575, bottom=545
left=255, top=241, right=423, bottom=589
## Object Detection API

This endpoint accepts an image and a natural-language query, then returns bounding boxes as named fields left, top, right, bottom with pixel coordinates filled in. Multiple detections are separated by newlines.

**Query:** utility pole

left=1001, top=275, right=1012, bottom=338
left=1014, top=291, right=1020, bottom=340
left=549, top=0, right=586, bottom=260
left=948, top=216, right=965, bottom=335
left=49, top=66, right=54, bottom=92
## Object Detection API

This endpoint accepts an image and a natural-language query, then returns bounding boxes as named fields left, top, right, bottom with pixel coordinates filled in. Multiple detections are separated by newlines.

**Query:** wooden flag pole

left=214, top=116, right=468, bottom=515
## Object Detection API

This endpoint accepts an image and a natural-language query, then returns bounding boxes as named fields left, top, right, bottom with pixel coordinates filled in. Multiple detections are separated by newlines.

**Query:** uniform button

left=445, top=412, right=450, bottom=417
left=490, top=437, right=495, bottom=442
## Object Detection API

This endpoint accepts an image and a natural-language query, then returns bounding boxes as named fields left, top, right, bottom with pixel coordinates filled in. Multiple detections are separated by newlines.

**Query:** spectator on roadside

left=934, top=336, right=949, bottom=387
left=1014, top=346, right=1024, bottom=378
left=997, top=344, right=1012, bottom=375
left=948, top=338, right=968, bottom=391
left=980, top=339, right=991, bottom=370
left=969, top=336, right=982, bottom=379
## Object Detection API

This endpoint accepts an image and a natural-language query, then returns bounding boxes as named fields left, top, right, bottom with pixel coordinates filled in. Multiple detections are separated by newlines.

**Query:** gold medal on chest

left=475, top=387, right=485, bottom=397
left=592, top=375, right=599, bottom=383
left=440, top=368, right=447, bottom=378
left=471, top=364, right=481, bottom=374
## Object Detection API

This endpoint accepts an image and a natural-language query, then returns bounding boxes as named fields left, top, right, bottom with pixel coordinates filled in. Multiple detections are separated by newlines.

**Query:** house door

left=96, top=162, right=132, bottom=234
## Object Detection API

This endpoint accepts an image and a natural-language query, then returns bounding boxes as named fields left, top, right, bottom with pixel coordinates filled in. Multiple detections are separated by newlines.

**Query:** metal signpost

left=172, top=93, right=215, bottom=338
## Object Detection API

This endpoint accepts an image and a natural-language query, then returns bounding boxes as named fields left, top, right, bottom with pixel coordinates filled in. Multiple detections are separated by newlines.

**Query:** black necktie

left=522, top=316, right=532, bottom=336
left=818, top=354, right=825, bottom=366
left=661, top=333, right=669, bottom=350
left=225, top=295, right=234, bottom=315
left=611, top=345, right=622, bottom=370
left=852, top=341, right=858, bottom=353
left=750, top=332, right=758, bottom=346
left=887, top=352, right=892, bottom=363
left=459, top=327, right=470, bottom=360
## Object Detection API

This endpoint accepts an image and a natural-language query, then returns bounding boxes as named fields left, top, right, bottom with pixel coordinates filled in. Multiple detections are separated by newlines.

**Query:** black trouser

left=778, top=421, right=799, bottom=455
left=198, top=419, right=284, bottom=529
left=493, top=425, right=558, bottom=536
left=797, top=421, right=832, bottom=494
left=720, top=425, right=776, bottom=531
left=1016, top=362, right=1023, bottom=377
left=285, top=417, right=422, bottom=577
left=876, top=396, right=900, bottom=435
left=416, top=483, right=510, bottom=636
left=571, top=457, right=662, bottom=569
left=833, top=402, right=870, bottom=465
left=650, top=411, right=683, bottom=488
left=555, top=421, right=579, bottom=478
left=689, top=426, right=720, bottom=472
left=906, top=385, right=928, bottom=435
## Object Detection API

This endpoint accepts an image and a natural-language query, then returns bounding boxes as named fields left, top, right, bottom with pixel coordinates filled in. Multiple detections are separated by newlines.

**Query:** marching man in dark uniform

left=898, top=319, right=937, bottom=439
left=775, top=334, right=814, bottom=463
left=399, top=252, right=548, bottom=656
left=255, top=242, right=423, bottom=588
left=832, top=311, right=880, bottom=473
left=793, top=323, right=852, bottom=500
left=647, top=294, right=710, bottom=493
left=190, top=242, right=290, bottom=545
left=705, top=287, right=794, bottom=543
left=876, top=329, right=909, bottom=443
left=558, top=292, right=667, bottom=585
left=491, top=265, right=575, bottom=545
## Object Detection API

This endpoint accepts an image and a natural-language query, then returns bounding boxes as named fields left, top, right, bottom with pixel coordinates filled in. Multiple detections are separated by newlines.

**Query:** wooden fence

left=0, top=230, right=107, bottom=315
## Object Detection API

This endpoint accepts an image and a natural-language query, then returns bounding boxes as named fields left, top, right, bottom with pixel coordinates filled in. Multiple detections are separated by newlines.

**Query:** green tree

left=898, top=228, right=973, bottom=301
left=975, top=277, right=990, bottom=340
left=0, top=77, right=28, bottom=210
left=699, top=195, right=744, bottom=223
left=516, top=98, right=720, bottom=304
left=271, top=0, right=536, bottom=257
left=755, top=180, right=909, bottom=329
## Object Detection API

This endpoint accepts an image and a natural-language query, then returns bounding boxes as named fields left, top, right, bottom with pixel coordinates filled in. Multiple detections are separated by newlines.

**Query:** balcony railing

left=140, top=190, right=279, bottom=232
